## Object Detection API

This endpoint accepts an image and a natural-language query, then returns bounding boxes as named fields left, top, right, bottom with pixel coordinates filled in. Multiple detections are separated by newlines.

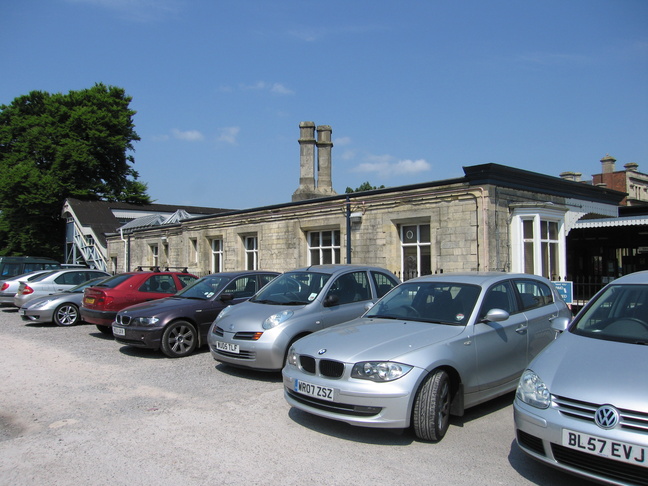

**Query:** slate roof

left=63, top=198, right=231, bottom=247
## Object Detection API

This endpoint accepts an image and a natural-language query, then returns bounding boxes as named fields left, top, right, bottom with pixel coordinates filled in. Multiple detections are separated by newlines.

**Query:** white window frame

left=307, top=230, right=341, bottom=265
left=511, top=208, right=566, bottom=279
left=244, top=236, right=258, bottom=270
left=400, top=224, right=432, bottom=279
left=211, top=238, right=223, bottom=273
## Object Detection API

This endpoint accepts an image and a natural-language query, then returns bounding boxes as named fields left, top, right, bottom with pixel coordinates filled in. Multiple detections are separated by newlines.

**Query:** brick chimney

left=600, top=154, right=616, bottom=173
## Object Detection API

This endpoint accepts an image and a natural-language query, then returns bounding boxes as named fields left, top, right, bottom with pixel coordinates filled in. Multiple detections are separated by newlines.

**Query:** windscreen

left=251, top=272, right=331, bottom=305
left=572, top=284, right=648, bottom=344
left=365, top=281, right=481, bottom=324
left=175, top=275, right=230, bottom=300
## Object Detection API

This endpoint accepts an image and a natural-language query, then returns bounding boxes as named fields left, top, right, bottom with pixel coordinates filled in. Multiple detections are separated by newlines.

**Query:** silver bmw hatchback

left=208, top=265, right=400, bottom=371
left=514, top=270, right=648, bottom=485
left=282, top=272, right=570, bottom=442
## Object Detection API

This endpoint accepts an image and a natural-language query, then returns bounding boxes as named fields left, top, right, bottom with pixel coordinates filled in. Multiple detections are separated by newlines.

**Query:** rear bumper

left=80, top=308, right=116, bottom=326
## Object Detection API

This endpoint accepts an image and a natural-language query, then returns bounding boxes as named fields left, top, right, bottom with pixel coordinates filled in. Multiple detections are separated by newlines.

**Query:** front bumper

left=514, top=398, right=648, bottom=486
left=281, top=364, right=423, bottom=429
left=112, top=325, right=163, bottom=350
left=19, top=306, right=54, bottom=323
left=207, top=326, right=287, bottom=371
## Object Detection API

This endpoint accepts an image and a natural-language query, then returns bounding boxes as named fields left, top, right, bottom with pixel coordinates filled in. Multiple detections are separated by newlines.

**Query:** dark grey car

left=113, top=271, right=279, bottom=358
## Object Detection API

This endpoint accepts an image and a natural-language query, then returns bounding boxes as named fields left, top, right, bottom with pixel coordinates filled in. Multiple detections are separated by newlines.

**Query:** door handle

left=515, top=325, right=528, bottom=334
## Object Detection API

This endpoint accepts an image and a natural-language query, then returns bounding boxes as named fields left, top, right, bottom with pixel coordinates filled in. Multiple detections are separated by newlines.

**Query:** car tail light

left=21, top=285, right=34, bottom=295
left=0, top=283, right=8, bottom=291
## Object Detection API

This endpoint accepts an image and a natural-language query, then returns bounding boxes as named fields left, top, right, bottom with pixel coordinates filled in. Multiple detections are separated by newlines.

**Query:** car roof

left=202, top=271, right=280, bottom=278
left=605, top=270, right=648, bottom=285
left=287, top=264, right=393, bottom=275
left=405, top=271, right=553, bottom=286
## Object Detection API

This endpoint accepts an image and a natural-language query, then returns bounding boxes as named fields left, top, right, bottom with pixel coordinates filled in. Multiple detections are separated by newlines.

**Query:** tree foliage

left=0, top=83, right=150, bottom=258
left=345, top=181, right=386, bottom=193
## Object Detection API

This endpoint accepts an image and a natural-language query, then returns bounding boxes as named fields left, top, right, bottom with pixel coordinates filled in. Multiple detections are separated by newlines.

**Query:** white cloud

left=353, top=156, right=430, bottom=178
left=270, top=83, right=294, bottom=95
left=239, top=81, right=294, bottom=95
left=171, top=129, right=204, bottom=142
left=334, top=136, right=352, bottom=147
left=65, top=0, right=182, bottom=22
left=216, top=126, right=240, bottom=145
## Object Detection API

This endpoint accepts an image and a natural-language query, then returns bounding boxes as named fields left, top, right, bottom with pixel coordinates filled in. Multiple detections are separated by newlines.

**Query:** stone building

left=105, top=122, right=625, bottom=283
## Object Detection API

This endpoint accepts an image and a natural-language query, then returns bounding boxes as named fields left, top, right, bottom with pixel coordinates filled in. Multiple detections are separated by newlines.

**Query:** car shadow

left=116, top=344, right=212, bottom=360
left=1, top=307, right=18, bottom=313
left=507, top=439, right=594, bottom=485
left=288, top=407, right=415, bottom=445
left=213, top=362, right=283, bottom=383
left=286, top=391, right=518, bottom=446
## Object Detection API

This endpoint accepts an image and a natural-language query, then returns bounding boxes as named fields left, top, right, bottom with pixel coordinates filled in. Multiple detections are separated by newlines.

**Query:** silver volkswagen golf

left=514, top=270, right=648, bottom=485
left=283, top=272, right=570, bottom=441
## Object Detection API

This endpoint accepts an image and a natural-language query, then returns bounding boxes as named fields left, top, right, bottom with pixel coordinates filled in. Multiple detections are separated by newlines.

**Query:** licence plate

left=562, top=429, right=648, bottom=467
left=113, top=327, right=125, bottom=336
left=85, top=298, right=95, bottom=304
left=216, top=341, right=239, bottom=353
left=294, top=379, right=335, bottom=402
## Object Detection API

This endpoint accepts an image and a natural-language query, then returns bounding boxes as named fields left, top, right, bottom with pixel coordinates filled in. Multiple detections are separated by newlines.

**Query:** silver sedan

left=514, top=270, right=648, bottom=485
left=19, top=276, right=111, bottom=326
left=283, top=272, right=571, bottom=442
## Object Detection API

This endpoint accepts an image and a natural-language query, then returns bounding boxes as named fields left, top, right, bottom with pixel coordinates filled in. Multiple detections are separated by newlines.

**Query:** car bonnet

left=117, top=296, right=195, bottom=316
left=292, top=317, right=466, bottom=363
left=216, top=299, right=310, bottom=331
left=527, top=331, right=648, bottom=412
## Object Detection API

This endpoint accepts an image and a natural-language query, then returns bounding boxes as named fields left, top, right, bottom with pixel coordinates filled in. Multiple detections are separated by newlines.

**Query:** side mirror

left=220, top=293, right=234, bottom=302
left=323, top=294, right=339, bottom=307
left=364, top=301, right=375, bottom=312
left=551, top=316, right=571, bottom=335
left=481, top=308, right=510, bottom=323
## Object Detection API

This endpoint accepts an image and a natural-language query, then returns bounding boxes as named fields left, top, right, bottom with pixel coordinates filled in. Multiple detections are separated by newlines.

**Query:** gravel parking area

left=0, top=308, right=589, bottom=486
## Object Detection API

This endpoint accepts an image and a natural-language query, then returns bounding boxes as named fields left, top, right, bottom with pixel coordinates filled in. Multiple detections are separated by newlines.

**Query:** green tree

left=345, top=181, right=386, bottom=193
left=0, top=83, right=150, bottom=258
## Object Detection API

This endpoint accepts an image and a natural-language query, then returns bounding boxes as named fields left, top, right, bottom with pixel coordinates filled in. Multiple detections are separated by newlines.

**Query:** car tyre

left=53, top=303, right=80, bottom=326
left=96, top=324, right=113, bottom=335
left=412, top=370, right=451, bottom=442
left=161, top=320, right=197, bottom=358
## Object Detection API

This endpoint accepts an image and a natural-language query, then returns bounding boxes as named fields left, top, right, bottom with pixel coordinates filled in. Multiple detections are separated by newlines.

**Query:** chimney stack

left=600, top=154, right=616, bottom=174
left=292, top=122, right=318, bottom=201
left=316, top=125, right=335, bottom=196
left=560, top=171, right=582, bottom=182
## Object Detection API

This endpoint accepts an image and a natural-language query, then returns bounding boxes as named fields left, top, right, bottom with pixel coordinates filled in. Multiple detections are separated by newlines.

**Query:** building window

left=149, top=244, right=159, bottom=267
left=400, top=224, right=431, bottom=280
left=308, top=230, right=341, bottom=265
left=512, top=208, right=565, bottom=280
left=211, top=238, right=223, bottom=273
left=244, top=236, right=258, bottom=270
left=189, top=238, right=198, bottom=264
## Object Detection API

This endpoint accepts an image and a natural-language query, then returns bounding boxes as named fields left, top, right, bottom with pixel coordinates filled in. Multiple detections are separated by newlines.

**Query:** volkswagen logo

left=318, top=349, right=327, bottom=355
left=595, top=405, right=620, bottom=429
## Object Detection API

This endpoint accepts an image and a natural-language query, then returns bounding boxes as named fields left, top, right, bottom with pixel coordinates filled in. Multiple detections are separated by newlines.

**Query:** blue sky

left=1, top=0, right=647, bottom=209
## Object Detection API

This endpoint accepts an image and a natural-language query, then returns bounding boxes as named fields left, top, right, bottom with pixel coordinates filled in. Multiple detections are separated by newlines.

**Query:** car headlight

left=516, top=369, right=551, bottom=409
left=214, top=305, right=233, bottom=323
left=132, top=316, right=159, bottom=326
left=351, top=362, right=413, bottom=382
left=263, top=310, right=293, bottom=330
left=286, top=347, right=298, bottom=367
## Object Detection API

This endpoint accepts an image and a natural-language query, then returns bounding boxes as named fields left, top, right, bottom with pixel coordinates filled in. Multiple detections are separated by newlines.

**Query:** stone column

left=292, top=122, right=317, bottom=201
left=316, top=125, right=336, bottom=195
